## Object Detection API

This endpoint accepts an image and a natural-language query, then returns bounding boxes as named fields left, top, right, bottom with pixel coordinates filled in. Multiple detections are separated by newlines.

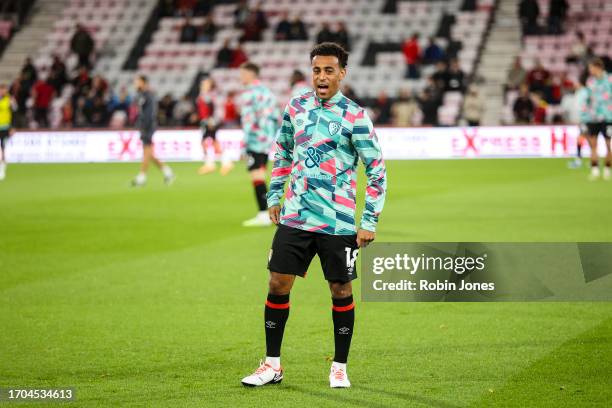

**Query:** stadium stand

left=130, top=0, right=493, bottom=126
left=2, top=0, right=495, bottom=128
left=501, top=0, right=612, bottom=124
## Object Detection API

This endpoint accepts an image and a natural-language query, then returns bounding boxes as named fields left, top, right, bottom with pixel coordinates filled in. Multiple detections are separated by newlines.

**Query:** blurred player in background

left=196, top=78, right=233, bottom=175
left=563, top=74, right=589, bottom=168
left=131, top=75, right=174, bottom=187
left=290, top=69, right=311, bottom=96
left=238, top=62, right=279, bottom=227
left=0, top=83, right=15, bottom=181
left=585, top=58, right=612, bottom=180
left=241, top=43, right=387, bottom=388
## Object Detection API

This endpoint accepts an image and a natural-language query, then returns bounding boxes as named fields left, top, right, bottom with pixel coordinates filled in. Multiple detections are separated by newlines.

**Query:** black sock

left=576, top=143, right=582, bottom=158
left=332, top=295, right=354, bottom=364
left=591, top=159, right=598, bottom=168
left=254, top=181, right=268, bottom=211
left=265, top=293, right=290, bottom=357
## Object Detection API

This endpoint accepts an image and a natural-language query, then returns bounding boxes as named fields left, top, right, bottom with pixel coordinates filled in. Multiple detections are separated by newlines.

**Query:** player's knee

left=330, top=281, right=352, bottom=298
left=268, top=274, right=291, bottom=295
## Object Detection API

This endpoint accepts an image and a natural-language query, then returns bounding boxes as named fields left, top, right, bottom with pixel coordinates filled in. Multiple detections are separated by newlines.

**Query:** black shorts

left=140, top=127, right=155, bottom=146
left=0, top=129, right=9, bottom=150
left=201, top=120, right=218, bottom=141
left=268, top=224, right=359, bottom=283
left=246, top=150, right=268, bottom=171
left=586, top=122, right=612, bottom=139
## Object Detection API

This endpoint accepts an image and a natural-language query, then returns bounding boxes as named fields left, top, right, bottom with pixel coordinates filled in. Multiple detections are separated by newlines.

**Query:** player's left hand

left=356, top=229, right=375, bottom=248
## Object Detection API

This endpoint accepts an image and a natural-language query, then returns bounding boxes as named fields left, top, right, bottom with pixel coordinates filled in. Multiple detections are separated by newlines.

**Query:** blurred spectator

left=230, top=42, right=248, bottom=68
left=504, top=56, right=526, bottom=96
left=91, top=75, right=108, bottom=98
left=461, top=0, right=477, bottom=11
left=391, top=89, right=418, bottom=126
left=422, top=37, right=445, bottom=65
left=462, top=84, right=485, bottom=126
left=180, top=18, right=198, bottom=43
left=72, top=66, right=92, bottom=100
left=48, top=55, right=67, bottom=94
left=532, top=92, right=548, bottom=124
left=342, top=85, right=363, bottom=106
left=224, top=91, right=239, bottom=125
left=290, top=70, right=310, bottom=96
left=60, top=101, right=73, bottom=127
left=173, top=94, right=195, bottom=125
left=526, top=59, right=551, bottom=94
left=275, top=12, right=292, bottom=41
left=157, top=93, right=176, bottom=126
left=418, top=88, right=441, bottom=126
left=31, top=78, right=55, bottom=128
left=20, top=57, right=37, bottom=86
left=518, top=0, right=540, bottom=36
left=446, top=59, right=465, bottom=92
left=288, top=17, right=308, bottom=41
left=108, top=87, right=132, bottom=116
left=70, top=24, right=94, bottom=68
left=560, top=82, right=580, bottom=124
left=89, top=95, right=108, bottom=127
left=194, top=0, right=213, bottom=16
left=216, top=39, right=234, bottom=68
left=566, top=31, right=588, bottom=64
left=72, top=96, right=89, bottom=128
left=373, top=91, right=392, bottom=125
left=334, top=22, right=350, bottom=51
left=424, top=75, right=444, bottom=103
left=239, top=3, right=268, bottom=42
left=160, top=0, right=174, bottom=17
left=198, top=14, right=217, bottom=43
left=176, top=0, right=197, bottom=17
left=432, top=61, right=449, bottom=90
left=513, top=84, right=534, bottom=123
left=402, top=33, right=421, bottom=79
left=9, top=75, right=29, bottom=128
left=234, top=0, right=250, bottom=28
left=547, top=0, right=568, bottom=35
left=316, top=23, right=335, bottom=44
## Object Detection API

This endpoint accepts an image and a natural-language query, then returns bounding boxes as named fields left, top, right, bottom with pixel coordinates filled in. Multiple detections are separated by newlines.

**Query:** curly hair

left=310, top=42, right=349, bottom=68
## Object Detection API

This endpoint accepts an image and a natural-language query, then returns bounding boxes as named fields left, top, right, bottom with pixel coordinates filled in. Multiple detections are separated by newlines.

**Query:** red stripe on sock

left=253, top=180, right=265, bottom=187
left=266, top=300, right=290, bottom=309
left=332, top=302, right=355, bottom=312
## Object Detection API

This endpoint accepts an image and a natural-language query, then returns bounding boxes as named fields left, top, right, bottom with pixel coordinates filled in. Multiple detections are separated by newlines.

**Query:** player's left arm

left=353, top=109, right=387, bottom=247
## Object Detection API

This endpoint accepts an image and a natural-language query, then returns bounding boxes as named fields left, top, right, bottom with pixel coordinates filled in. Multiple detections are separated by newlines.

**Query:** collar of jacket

left=314, top=90, right=343, bottom=108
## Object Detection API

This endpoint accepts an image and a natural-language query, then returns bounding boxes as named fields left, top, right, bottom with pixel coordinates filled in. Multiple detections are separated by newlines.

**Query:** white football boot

left=329, top=362, right=351, bottom=388
left=241, top=360, right=283, bottom=387
left=242, top=211, right=272, bottom=227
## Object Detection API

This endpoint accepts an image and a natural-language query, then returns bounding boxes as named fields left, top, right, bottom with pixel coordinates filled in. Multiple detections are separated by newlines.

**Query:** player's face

left=201, top=79, right=212, bottom=93
left=312, top=55, right=345, bottom=100
left=0, top=86, right=6, bottom=97
left=588, top=64, right=602, bottom=77
left=239, top=69, right=254, bottom=86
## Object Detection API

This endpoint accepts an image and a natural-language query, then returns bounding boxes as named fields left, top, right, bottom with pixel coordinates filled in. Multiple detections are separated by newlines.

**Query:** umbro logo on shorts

left=266, top=321, right=276, bottom=329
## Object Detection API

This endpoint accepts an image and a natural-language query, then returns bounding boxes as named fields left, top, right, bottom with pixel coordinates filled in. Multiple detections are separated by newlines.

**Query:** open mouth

left=317, top=84, right=329, bottom=91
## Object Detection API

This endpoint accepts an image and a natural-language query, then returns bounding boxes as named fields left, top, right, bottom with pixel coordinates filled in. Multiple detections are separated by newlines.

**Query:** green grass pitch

left=1, top=158, right=611, bottom=407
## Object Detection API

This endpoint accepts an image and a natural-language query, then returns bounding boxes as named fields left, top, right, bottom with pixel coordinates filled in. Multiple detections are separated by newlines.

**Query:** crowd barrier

left=6, top=125, right=603, bottom=163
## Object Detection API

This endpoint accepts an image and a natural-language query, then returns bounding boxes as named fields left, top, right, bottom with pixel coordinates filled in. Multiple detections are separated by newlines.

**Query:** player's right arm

left=267, top=105, right=294, bottom=223
left=239, top=91, right=256, bottom=153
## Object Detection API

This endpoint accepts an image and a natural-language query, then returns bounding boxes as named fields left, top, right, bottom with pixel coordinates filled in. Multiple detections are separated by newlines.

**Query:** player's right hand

left=269, top=205, right=280, bottom=225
